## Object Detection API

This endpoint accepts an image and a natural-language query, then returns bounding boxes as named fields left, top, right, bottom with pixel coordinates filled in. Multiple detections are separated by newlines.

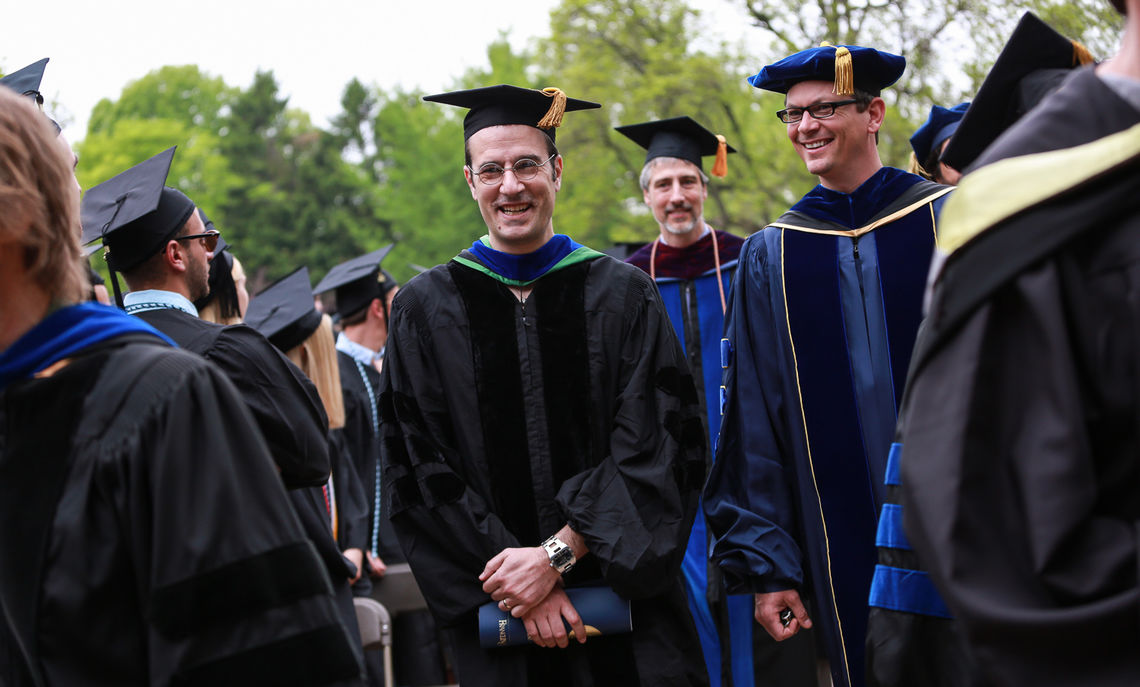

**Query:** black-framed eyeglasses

left=470, top=153, right=557, bottom=185
left=776, top=99, right=859, bottom=124
left=175, top=230, right=221, bottom=253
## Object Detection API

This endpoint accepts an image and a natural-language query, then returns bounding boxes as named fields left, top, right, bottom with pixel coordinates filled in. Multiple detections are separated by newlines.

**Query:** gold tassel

left=1072, top=40, right=1095, bottom=66
left=711, top=135, right=728, bottom=178
left=537, top=87, right=568, bottom=129
left=833, top=46, right=854, bottom=96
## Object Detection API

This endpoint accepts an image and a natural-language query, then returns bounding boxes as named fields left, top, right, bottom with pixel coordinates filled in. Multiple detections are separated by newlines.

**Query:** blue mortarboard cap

left=910, top=102, right=970, bottom=162
left=941, top=12, right=1093, bottom=172
left=614, top=116, right=736, bottom=176
left=79, top=147, right=198, bottom=272
left=312, top=245, right=396, bottom=317
left=246, top=267, right=322, bottom=353
left=748, top=44, right=906, bottom=96
left=1, top=58, right=49, bottom=101
left=423, top=84, right=600, bottom=142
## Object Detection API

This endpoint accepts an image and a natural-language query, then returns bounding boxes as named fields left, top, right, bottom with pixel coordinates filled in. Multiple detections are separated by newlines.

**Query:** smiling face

left=642, top=157, right=708, bottom=240
left=464, top=124, right=562, bottom=255
left=785, top=80, right=885, bottom=192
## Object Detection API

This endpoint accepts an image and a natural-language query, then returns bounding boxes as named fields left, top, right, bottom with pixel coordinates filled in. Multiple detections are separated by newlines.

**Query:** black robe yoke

left=134, top=308, right=330, bottom=488
left=379, top=254, right=709, bottom=686
left=0, top=336, right=360, bottom=686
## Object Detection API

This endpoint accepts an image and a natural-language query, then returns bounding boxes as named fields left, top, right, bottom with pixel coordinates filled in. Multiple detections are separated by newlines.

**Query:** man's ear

left=464, top=166, right=478, bottom=199
left=164, top=240, right=188, bottom=274
left=867, top=97, right=887, bottom=134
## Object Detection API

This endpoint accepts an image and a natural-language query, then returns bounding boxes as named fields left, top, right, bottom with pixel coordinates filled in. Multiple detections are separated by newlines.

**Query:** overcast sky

left=2, top=0, right=574, bottom=142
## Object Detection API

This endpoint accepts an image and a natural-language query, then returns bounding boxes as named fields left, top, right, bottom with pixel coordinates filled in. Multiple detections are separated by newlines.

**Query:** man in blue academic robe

left=702, top=44, right=950, bottom=687
left=619, top=117, right=815, bottom=687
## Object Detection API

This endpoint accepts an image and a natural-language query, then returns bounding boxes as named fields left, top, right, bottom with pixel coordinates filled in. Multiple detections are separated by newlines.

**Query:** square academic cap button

left=909, top=102, right=970, bottom=162
left=748, top=44, right=905, bottom=95
left=615, top=116, right=736, bottom=177
left=79, top=147, right=198, bottom=272
left=423, top=84, right=601, bottom=141
left=246, top=267, right=322, bottom=353
left=313, top=245, right=396, bottom=317
left=1, top=58, right=49, bottom=101
left=941, top=12, right=1094, bottom=172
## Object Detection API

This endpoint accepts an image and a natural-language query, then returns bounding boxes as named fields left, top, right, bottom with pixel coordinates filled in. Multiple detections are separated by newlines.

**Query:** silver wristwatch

left=541, top=535, right=576, bottom=575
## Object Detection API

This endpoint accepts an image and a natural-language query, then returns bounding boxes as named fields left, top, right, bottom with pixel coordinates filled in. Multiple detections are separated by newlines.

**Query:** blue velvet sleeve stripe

left=868, top=564, right=953, bottom=618
left=720, top=338, right=732, bottom=369
left=874, top=503, right=911, bottom=550
left=885, top=442, right=902, bottom=486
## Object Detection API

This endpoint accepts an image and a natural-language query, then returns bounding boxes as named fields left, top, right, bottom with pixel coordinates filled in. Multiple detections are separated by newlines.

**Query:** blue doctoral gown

left=628, top=230, right=752, bottom=687
left=703, top=168, right=950, bottom=687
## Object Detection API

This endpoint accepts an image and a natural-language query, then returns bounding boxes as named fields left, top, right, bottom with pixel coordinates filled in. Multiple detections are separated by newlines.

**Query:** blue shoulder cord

left=354, top=359, right=382, bottom=557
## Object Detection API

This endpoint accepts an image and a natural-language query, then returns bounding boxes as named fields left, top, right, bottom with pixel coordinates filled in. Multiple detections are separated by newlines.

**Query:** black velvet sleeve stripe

left=149, top=541, right=331, bottom=639
left=171, top=625, right=361, bottom=686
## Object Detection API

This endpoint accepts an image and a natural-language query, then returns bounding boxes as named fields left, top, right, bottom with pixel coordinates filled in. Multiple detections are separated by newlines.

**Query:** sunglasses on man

left=175, top=230, right=221, bottom=253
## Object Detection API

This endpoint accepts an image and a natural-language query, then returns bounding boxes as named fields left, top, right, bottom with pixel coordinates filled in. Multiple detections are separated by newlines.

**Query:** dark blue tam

left=748, top=45, right=905, bottom=95
left=909, top=102, right=969, bottom=162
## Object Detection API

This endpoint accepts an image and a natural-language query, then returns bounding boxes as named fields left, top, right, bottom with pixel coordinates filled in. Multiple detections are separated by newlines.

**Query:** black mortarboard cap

left=615, top=116, right=736, bottom=176
left=245, top=267, right=322, bottom=353
left=79, top=147, right=197, bottom=273
left=423, top=85, right=601, bottom=142
left=312, top=245, right=396, bottom=318
left=1, top=58, right=49, bottom=101
left=941, top=12, right=1094, bottom=172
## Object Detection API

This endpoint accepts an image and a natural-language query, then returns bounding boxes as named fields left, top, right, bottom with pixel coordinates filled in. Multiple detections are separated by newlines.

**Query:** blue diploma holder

left=478, top=586, right=632, bottom=648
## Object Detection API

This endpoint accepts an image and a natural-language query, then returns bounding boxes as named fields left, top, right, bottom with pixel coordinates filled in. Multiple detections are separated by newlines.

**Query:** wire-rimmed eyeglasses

left=470, top=153, right=557, bottom=185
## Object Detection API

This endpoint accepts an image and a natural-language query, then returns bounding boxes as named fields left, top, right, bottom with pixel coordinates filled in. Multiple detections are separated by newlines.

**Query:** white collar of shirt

left=123, top=289, right=199, bottom=317
left=336, top=332, right=382, bottom=366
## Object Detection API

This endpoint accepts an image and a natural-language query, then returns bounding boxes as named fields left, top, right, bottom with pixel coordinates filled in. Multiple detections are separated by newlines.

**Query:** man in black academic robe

left=380, top=85, right=709, bottom=685
left=899, top=4, right=1140, bottom=683
left=0, top=91, right=360, bottom=686
left=79, top=147, right=331, bottom=491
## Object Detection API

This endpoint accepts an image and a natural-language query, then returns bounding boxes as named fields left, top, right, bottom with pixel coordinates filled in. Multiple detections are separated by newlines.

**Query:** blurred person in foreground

left=0, top=86, right=359, bottom=686
left=899, top=1, right=1140, bottom=684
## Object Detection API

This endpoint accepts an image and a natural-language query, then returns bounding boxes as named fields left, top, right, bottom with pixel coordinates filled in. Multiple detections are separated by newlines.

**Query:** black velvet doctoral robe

left=134, top=307, right=330, bottom=488
left=379, top=252, right=709, bottom=686
left=901, top=67, right=1140, bottom=686
left=0, top=334, right=360, bottom=685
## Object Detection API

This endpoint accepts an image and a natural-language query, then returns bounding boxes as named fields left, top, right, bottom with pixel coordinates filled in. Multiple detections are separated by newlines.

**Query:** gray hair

left=638, top=156, right=708, bottom=192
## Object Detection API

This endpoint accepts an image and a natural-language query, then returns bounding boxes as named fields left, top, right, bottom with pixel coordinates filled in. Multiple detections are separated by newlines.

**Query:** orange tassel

left=1072, top=40, right=1095, bottom=66
left=537, top=87, right=567, bottom=129
left=711, top=135, right=728, bottom=178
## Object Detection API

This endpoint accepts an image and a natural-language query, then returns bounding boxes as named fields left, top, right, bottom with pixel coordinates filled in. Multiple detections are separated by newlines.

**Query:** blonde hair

left=286, top=314, right=346, bottom=429
left=0, top=88, right=88, bottom=305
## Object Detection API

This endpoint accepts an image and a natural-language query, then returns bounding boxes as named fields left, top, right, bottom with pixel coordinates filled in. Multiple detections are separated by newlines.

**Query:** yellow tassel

left=1071, top=40, right=1095, bottom=66
left=711, top=135, right=728, bottom=178
left=537, top=87, right=567, bottom=129
left=833, top=46, right=854, bottom=96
